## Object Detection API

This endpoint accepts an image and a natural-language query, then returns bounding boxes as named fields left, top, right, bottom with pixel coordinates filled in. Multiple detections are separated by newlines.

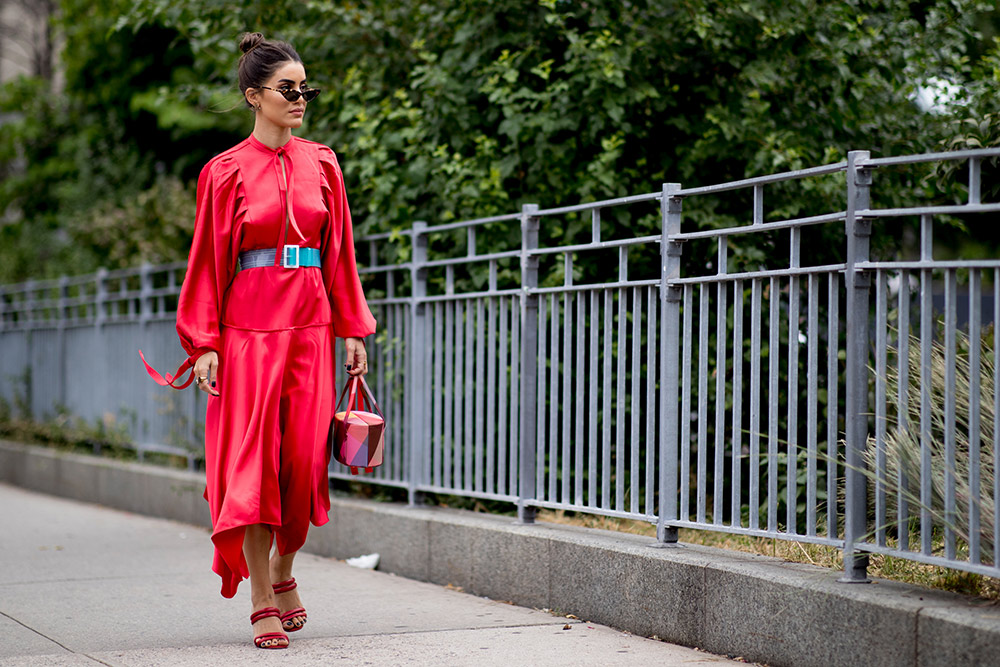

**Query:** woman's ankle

left=269, top=553, right=296, bottom=583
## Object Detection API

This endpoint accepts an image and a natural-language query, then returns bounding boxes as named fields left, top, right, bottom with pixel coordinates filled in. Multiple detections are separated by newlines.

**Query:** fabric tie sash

left=138, top=349, right=199, bottom=390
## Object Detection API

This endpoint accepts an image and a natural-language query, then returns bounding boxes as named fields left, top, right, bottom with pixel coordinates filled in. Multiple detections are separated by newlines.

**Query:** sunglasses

left=258, top=86, right=321, bottom=103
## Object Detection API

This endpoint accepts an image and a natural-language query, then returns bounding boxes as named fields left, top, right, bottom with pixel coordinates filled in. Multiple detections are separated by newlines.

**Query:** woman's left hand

left=344, top=337, right=368, bottom=376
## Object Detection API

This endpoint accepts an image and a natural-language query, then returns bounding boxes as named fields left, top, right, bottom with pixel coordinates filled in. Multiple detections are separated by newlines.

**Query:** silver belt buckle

left=282, top=245, right=300, bottom=268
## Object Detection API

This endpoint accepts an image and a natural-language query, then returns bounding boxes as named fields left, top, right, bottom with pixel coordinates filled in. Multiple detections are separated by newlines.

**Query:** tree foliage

left=1, top=0, right=998, bottom=282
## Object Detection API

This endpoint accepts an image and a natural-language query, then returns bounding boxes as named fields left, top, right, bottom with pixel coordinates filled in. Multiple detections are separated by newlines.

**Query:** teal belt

left=239, top=246, right=321, bottom=270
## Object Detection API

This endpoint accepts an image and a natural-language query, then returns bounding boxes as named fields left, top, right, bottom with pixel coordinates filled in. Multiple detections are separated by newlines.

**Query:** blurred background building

left=0, top=0, right=60, bottom=89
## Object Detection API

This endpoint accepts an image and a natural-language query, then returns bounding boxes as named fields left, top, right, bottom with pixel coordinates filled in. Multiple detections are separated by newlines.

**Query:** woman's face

left=248, top=60, right=310, bottom=130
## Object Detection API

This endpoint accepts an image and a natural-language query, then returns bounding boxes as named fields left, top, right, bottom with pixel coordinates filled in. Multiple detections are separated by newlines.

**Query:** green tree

left=0, top=0, right=246, bottom=283
left=1, top=0, right=998, bottom=282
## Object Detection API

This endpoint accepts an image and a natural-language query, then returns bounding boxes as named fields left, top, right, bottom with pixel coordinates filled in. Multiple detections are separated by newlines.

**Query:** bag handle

left=334, top=374, right=384, bottom=420
left=334, top=376, right=359, bottom=415
left=356, top=375, right=384, bottom=419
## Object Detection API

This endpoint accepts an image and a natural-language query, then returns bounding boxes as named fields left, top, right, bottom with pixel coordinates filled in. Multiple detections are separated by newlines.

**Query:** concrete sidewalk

left=0, top=483, right=737, bottom=666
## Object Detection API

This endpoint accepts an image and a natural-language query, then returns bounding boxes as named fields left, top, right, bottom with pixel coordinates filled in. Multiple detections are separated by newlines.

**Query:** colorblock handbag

left=328, top=375, right=385, bottom=475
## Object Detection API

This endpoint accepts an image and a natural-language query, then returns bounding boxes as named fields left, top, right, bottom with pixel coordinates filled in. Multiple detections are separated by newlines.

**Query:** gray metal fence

left=2, top=148, right=998, bottom=581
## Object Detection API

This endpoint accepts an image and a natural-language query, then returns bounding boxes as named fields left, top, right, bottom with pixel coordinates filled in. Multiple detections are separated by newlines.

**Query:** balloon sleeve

left=318, top=148, right=377, bottom=339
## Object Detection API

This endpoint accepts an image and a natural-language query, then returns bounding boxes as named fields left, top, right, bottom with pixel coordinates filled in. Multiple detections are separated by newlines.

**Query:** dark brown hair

left=238, top=32, right=302, bottom=108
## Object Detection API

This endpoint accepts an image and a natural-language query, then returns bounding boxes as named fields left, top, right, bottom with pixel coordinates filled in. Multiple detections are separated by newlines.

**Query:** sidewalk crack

left=0, top=609, right=110, bottom=663
left=0, top=611, right=92, bottom=659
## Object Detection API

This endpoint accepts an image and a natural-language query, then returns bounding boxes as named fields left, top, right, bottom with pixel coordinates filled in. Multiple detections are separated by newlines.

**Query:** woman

left=143, top=32, right=375, bottom=649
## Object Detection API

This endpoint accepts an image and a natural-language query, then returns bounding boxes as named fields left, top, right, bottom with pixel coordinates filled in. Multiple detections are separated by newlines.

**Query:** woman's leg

left=266, top=326, right=331, bottom=631
left=269, top=548, right=296, bottom=582
left=270, top=549, right=307, bottom=630
left=244, top=524, right=288, bottom=647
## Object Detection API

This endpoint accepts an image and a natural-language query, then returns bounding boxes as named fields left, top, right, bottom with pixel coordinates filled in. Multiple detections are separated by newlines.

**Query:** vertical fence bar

left=498, top=298, right=509, bottom=493
left=549, top=294, right=559, bottom=501
left=122, top=276, right=131, bottom=320
left=465, top=299, right=476, bottom=491
left=969, top=157, right=981, bottom=205
left=616, top=249, right=627, bottom=512
left=603, top=290, right=612, bottom=509
left=714, top=239, right=728, bottom=525
left=968, top=270, right=982, bottom=564
left=139, top=264, right=152, bottom=326
left=537, top=296, right=548, bottom=500
left=841, top=149, right=872, bottom=583
left=753, top=185, right=764, bottom=226
left=563, top=252, right=575, bottom=504
left=398, top=304, right=408, bottom=481
left=559, top=252, right=573, bottom=504
left=630, top=285, right=641, bottom=515
left=486, top=259, right=497, bottom=493
left=697, top=284, right=709, bottom=524
left=645, top=285, right=656, bottom=516
left=375, top=304, right=388, bottom=476
left=508, top=297, right=520, bottom=496
left=57, top=275, right=69, bottom=410
left=24, top=280, right=35, bottom=417
left=589, top=290, right=599, bottom=507
left=806, top=273, right=819, bottom=536
left=731, top=279, right=744, bottom=528
left=787, top=230, right=801, bottom=534
left=750, top=278, right=762, bottom=531
left=408, top=221, right=428, bottom=505
left=681, top=284, right=693, bottom=521
left=943, top=269, right=957, bottom=560
left=657, top=183, right=682, bottom=544
left=510, top=294, right=521, bottom=496
left=827, top=272, right=840, bottom=538
left=518, top=203, right=539, bottom=523
left=768, top=276, right=779, bottom=533
left=564, top=288, right=574, bottom=506
left=896, top=271, right=910, bottom=550
left=433, top=302, right=444, bottom=487
left=486, top=291, right=496, bottom=494
left=920, top=214, right=934, bottom=556
left=444, top=297, right=454, bottom=489
left=454, top=299, right=465, bottom=490
left=95, top=268, right=107, bottom=329
left=875, top=271, right=888, bottom=547
left=576, top=291, right=586, bottom=507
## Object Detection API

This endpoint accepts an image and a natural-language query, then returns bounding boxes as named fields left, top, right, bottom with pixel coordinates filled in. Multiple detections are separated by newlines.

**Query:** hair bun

left=239, top=32, right=265, bottom=55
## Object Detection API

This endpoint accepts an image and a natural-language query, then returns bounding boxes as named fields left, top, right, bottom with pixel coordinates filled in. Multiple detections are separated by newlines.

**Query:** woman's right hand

left=194, top=351, right=220, bottom=396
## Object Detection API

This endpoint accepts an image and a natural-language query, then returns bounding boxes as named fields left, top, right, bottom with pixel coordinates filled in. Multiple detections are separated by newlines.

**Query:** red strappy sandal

left=250, top=607, right=289, bottom=649
left=272, top=577, right=308, bottom=632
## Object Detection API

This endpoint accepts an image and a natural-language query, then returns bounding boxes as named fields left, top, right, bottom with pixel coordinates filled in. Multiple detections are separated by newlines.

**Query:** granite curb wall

left=3, top=440, right=999, bottom=667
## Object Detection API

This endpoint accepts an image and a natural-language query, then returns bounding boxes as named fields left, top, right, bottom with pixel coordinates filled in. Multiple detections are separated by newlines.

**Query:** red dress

left=153, top=134, right=376, bottom=598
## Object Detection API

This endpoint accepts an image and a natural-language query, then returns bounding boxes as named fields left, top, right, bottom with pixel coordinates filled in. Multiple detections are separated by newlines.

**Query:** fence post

left=518, top=203, right=540, bottom=524
left=841, top=150, right=873, bottom=583
left=408, top=221, right=428, bottom=507
left=655, top=183, right=683, bottom=545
